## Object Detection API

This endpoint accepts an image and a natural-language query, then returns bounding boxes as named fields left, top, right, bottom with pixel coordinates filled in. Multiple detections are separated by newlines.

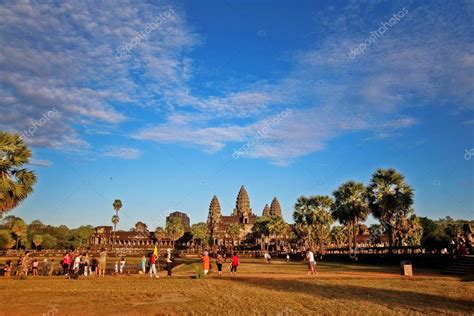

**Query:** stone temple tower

left=233, top=185, right=253, bottom=224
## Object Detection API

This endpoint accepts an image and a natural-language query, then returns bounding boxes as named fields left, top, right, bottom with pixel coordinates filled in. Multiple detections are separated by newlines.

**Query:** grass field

left=0, top=258, right=472, bottom=315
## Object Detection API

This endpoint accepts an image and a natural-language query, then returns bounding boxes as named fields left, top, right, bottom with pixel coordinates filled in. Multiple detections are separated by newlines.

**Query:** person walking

left=306, top=249, right=316, bottom=275
left=230, top=252, right=239, bottom=276
left=98, top=248, right=107, bottom=277
left=149, top=253, right=159, bottom=278
left=216, top=252, right=224, bottom=276
left=140, top=255, right=147, bottom=274
left=90, top=256, right=98, bottom=276
left=48, top=259, right=55, bottom=276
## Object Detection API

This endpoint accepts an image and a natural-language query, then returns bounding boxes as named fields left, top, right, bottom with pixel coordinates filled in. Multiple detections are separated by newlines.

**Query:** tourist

left=216, top=252, right=224, bottom=276
left=202, top=250, right=210, bottom=276
left=20, top=252, right=31, bottom=276
left=166, top=249, right=173, bottom=277
left=149, top=253, right=159, bottom=278
left=306, top=249, right=316, bottom=275
left=264, top=252, right=271, bottom=264
left=114, top=261, right=119, bottom=274
left=15, top=256, right=22, bottom=276
left=119, top=257, right=126, bottom=274
left=32, top=259, right=39, bottom=276
left=48, top=259, right=55, bottom=276
left=42, top=258, right=49, bottom=276
left=62, top=253, right=71, bottom=275
left=3, top=260, right=12, bottom=277
left=230, top=252, right=239, bottom=276
left=140, top=255, right=147, bottom=274
left=286, top=254, right=290, bottom=262
left=90, top=256, right=98, bottom=276
left=98, top=248, right=107, bottom=277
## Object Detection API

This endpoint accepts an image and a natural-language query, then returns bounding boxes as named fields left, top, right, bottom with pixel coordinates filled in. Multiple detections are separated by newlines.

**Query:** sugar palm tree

left=268, top=216, right=287, bottom=251
left=165, top=217, right=185, bottom=249
left=0, top=131, right=37, bottom=216
left=332, top=181, right=369, bottom=253
left=113, top=199, right=122, bottom=216
left=252, top=217, right=270, bottom=251
left=294, top=195, right=333, bottom=251
left=367, top=168, right=414, bottom=249
left=10, top=218, right=27, bottom=249
left=154, top=226, right=166, bottom=255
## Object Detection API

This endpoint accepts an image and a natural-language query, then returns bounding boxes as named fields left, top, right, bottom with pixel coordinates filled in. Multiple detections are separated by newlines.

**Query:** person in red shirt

left=230, top=253, right=239, bottom=275
left=149, top=254, right=158, bottom=278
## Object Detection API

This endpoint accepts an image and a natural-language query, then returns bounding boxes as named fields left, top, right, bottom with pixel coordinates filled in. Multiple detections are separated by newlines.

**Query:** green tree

left=367, top=168, right=414, bottom=249
left=154, top=226, right=166, bottom=254
left=190, top=222, right=210, bottom=252
left=252, top=216, right=270, bottom=251
left=166, top=217, right=185, bottom=248
left=332, top=181, right=369, bottom=253
left=294, top=195, right=333, bottom=251
left=0, top=131, right=37, bottom=216
left=41, top=234, right=57, bottom=249
left=330, top=225, right=347, bottom=248
left=113, top=199, right=122, bottom=216
left=32, top=234, right=43, bottom=250
left=268, top=216, right=287, bottom=251
left=0, top=229, right=13, bottom=249
left=10, top=217, right=27, bottom=249
left=226, top=223, right=241, bottom=250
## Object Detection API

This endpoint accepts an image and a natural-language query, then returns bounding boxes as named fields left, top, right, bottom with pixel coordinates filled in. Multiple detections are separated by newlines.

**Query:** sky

left=1, top=0, right=473, bottom=229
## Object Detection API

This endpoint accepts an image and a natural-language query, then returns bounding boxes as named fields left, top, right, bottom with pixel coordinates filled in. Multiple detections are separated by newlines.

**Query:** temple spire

left=270, top=197, right=282, bottom=217
left=233, top=185, right=252, bottom=216
left=262, top=204, right=271, bottom=217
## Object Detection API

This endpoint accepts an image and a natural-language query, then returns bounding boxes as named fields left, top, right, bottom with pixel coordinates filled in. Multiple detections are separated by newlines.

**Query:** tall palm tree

left=0, top=132, right=37, bottom=216
left=332, top=181, right=369, bottom=253
left=268, top=216, right=287, bottom=251
left=252, top=217, right=270, bottom=251
left=111, top=215, right=119, bottom=247
left=293, top=195, right=333, bottom=251
left=11, top=218, right=27, bottom=249
left=367, top=168, right=414, bottom=249
left=113, top=199, right=122, bottom=216
left=33, top=234, right=43, bottom=250
left=165, top=217, right=185, bottom=249
left=154, top=226, right=166, bottom=255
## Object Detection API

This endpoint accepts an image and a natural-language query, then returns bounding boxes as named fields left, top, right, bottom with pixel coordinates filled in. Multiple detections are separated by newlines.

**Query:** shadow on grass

left=230, top=277, right=473, bottom=314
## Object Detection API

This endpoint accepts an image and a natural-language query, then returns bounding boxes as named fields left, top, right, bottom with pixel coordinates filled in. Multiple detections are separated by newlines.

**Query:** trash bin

left=400, top=260, right=413, bottom=276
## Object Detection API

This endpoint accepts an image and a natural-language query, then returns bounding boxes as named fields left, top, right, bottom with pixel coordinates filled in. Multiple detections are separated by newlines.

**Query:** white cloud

left=101, top=147, right=142, bottom=160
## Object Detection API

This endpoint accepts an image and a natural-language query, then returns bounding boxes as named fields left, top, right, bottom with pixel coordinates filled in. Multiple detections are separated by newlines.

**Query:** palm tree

left=190, top=222, right=210, bottom=252
left=330, top=226, right=347, bottom=248
left=367, top=168, right=414, bottom=249
left=268, top=216, right=287, bottom=251
left=154, top=226, right=166, bottom=255
left=332, top=181, right=369, bottom=253
left=226, top=223, right=241, bottom=250
left=113, top=199, right=122, bottom=216
left=293, top=195, right=333, bottom=252
left=0, top=131, right=37, bottom=216
left=111, top=215, right=119, bottom=247
left=10, top=218, right=27, bottom=249
left=33, top=234, right=43, bottom=250
left=165, top=217, right=185, bottom=249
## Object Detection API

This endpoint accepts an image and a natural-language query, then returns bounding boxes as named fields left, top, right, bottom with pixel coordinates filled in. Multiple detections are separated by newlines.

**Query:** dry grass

left=0, top=258, right=472, bottom=315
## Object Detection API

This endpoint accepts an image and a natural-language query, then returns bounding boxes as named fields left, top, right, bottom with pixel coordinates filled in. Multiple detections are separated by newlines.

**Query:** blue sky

left=1, top=0, right=473, bottom=229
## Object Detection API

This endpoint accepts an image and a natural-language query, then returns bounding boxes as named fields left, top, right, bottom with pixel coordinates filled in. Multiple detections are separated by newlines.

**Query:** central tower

left=233, top=185, right=253, bottom=224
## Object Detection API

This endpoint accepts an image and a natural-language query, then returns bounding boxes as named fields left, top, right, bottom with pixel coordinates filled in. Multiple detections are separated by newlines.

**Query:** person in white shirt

left=306, top=249, right=316, bottom=275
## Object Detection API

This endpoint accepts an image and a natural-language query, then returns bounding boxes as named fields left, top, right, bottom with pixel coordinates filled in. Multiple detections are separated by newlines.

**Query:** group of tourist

left=1, top=248, right=319, bottom=278
left=200, top=251, right=240, bottom=276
